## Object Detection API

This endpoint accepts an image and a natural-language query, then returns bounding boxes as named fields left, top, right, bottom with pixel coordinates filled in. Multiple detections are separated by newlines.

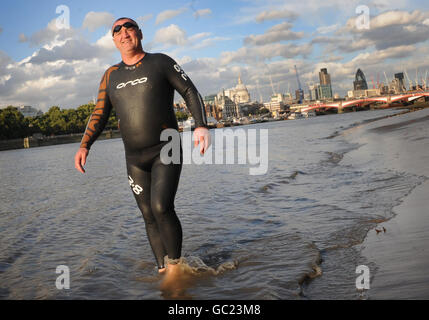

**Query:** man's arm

left=80, top=69, right=115, bottom=150
left=75, top=67, right=115, bottom=173
left=161, top=54, right=210, bottom=154
left=161, top=54, right=208, bottom=129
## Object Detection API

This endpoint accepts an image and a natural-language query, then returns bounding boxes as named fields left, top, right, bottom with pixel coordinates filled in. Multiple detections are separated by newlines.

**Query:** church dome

left=235, top=75, right=247, bottom=91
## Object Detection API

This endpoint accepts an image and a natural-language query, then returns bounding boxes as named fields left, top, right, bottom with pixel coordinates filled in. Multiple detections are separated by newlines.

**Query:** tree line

left=0, top=104, right=190, bottom=140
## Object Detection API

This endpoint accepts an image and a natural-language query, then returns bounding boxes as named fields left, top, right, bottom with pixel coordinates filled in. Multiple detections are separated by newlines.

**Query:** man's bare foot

left=160, top=262, right=194, bottom=298
left=158, top=267, right=166, bottom=274
left=160, top=264, right=181, bottom=288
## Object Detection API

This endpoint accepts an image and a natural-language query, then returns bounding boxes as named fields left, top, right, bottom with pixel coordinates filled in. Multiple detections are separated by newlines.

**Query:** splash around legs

left=159, top=258, right=195, bottom=298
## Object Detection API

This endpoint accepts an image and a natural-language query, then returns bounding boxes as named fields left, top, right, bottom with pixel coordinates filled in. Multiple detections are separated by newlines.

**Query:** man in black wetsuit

left=74, top=17, right=210, bottom=283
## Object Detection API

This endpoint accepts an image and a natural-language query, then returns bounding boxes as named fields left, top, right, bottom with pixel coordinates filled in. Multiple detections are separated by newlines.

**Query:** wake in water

left=258, top=170, right=306, bottom=193
left=159, top=256, right=238, bottom=299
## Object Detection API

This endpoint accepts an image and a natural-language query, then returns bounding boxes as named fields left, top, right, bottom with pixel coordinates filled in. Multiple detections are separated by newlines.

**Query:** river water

left=0, top=108, right=426, bottom=299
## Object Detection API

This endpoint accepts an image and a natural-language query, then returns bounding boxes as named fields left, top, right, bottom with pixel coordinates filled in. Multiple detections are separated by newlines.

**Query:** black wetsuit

left=80, top=52, right=208, bottom=269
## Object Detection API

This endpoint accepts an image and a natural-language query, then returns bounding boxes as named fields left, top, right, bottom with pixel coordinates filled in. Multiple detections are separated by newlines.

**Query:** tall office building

left=309, top=84, right=319, bottom=101
left=394, top=73, right=406, bottom=92
left=319, top=68, right=331, bottom=85
left=318, top=85, right=333, bottom=99
left=353, top=69, right=368, bottom=90
left=318, top=68, right=333, bottom=99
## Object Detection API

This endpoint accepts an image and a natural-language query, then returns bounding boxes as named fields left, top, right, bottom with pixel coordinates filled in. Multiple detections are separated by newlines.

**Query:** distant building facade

left=215, top=75, right=252, bottom=119
left=18, top=106, right=43, bottom=117
left=319, top=68, right=331, bottom=85
left=394, top=73, right=406, bottom=92
left=202, top=94, right=217, bottom=118
left=216, top=90, right=238, bottom=119
left=318, top=68, right=333, bottom=99
left=347, top=88, right=381, bottom=98
left=353, top=69, right=368, bottom=90
left=309, top=84, right=319, bottom=101
left=223, top=75, right=251, bottom=105
left=264, top=93, right=286, bottom=114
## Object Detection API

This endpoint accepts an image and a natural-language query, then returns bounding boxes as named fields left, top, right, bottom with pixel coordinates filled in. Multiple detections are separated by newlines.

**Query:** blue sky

left=1, top=0, right=429, bottom=111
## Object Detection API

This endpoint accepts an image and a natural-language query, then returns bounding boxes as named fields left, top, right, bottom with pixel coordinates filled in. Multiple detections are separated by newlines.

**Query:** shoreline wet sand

left=345, top=107, right=429, bottom=299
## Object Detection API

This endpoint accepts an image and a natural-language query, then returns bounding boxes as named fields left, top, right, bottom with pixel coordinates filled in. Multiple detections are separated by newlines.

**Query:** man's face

left=112, top=19, right=142, bottom=54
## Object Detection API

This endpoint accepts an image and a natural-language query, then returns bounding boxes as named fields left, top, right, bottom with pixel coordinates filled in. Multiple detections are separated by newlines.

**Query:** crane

left=383, top=71, right=389, bottom=84
left=404, top=69, right=412, bottom=91
left=422, top=70, right=428, bottom=90
left=256, top=79, right=263, bottom=103
left=268, top=73, right=276, bottom=96
left=415, top=68, right=419, bottom=89
left=294, top=65, right=304, bottom=104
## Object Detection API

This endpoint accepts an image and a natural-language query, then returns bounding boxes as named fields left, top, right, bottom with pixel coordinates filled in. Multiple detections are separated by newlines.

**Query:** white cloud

left=95, top=31, right=117, bottom=52
left=350, top=45, right=415, bottom=66
left=371, top=10, right=421, bottom=28
left=372, top=0, right=410, bottom=10
left=137, top=14, right=153, bottom=26
left=151, top=26, right=225, bottom=53
left=317, top=24, right=340, bottom=34
left=193, top=8, right=212, bottom=19
left=219, top=42, right=312, bottom=66
left=82, top=11, right=115, bottom=32
left=191, top=36, right=230, bottom=50
left=177, top=55, right=192, bottom=65
left=244, top=30, right=304, bottom=46
left=153, top=24, right=188, bottom=47
left=318, top=9, right=429, bottom=54
left=255, top=9, right=298, bottom=23
left=188, top=32, right=212, bottom=42
left=28, top=39, right=102, bottom=64
left=155, top=8, right=187, bottom=25
left=244, top=22, right=304, bottom=46
left=0, top=26, right=118, bottom=111
left=20, top=19, right=75, bottom=47
left=0, top=50, right=12, bottom=68
left=268, top=22, right=293, bottom=32
left=345, top=10, right=428, bottom=33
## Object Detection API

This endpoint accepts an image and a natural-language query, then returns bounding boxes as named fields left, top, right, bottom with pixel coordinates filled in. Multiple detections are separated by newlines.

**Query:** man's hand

left=74, top=148, right=89, bottom=174
left=193, top=127, right=211, bottom=155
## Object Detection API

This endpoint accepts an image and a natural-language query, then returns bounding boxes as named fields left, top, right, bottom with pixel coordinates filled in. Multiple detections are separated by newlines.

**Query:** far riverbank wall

left=0, top=130, right=121, bottom=152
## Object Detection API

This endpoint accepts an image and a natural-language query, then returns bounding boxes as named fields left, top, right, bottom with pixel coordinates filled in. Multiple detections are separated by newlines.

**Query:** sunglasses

left=112, top=22, right=138, bottom=36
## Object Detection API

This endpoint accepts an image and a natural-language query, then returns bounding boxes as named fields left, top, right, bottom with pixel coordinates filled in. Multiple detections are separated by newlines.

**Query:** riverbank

left=0, top=130, right=122, bottom=151
left=1, top=104, right=426, bottom=152
left=345, top=107, right=429, bottom=299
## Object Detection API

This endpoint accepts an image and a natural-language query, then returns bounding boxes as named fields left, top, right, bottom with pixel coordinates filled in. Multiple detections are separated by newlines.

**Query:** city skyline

left=1, top=0, right=429, bottom=111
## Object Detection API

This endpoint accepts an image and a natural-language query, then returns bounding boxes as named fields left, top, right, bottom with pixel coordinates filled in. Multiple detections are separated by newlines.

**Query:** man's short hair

left=113, top=17, right=139, bottom=28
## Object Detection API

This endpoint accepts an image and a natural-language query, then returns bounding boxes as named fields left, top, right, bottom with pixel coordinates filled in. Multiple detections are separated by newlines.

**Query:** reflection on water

left=0, top=108, right=424, bottom=299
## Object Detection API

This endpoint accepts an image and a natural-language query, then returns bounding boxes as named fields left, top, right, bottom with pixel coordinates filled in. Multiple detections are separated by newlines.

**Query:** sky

left=1, top=0, right=429, bottom=111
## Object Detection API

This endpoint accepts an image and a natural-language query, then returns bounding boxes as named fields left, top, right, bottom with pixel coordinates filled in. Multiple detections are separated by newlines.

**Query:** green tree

left=175, top=111, right=189, bottom=122
left=45, top=106, right=67, bottom=135
left=107, top=107, right=118, bottom=129
left=0, top=102, right=120, bottom=140
left=30, top=113, right=51, bottom=136
left=0, top=106, right=30, bottom=139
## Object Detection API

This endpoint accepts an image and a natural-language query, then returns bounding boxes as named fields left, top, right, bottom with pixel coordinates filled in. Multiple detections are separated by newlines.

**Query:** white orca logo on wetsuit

left=173, top=64, right=188, bottom=81
left=116, top=77, right=148, bottom=90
